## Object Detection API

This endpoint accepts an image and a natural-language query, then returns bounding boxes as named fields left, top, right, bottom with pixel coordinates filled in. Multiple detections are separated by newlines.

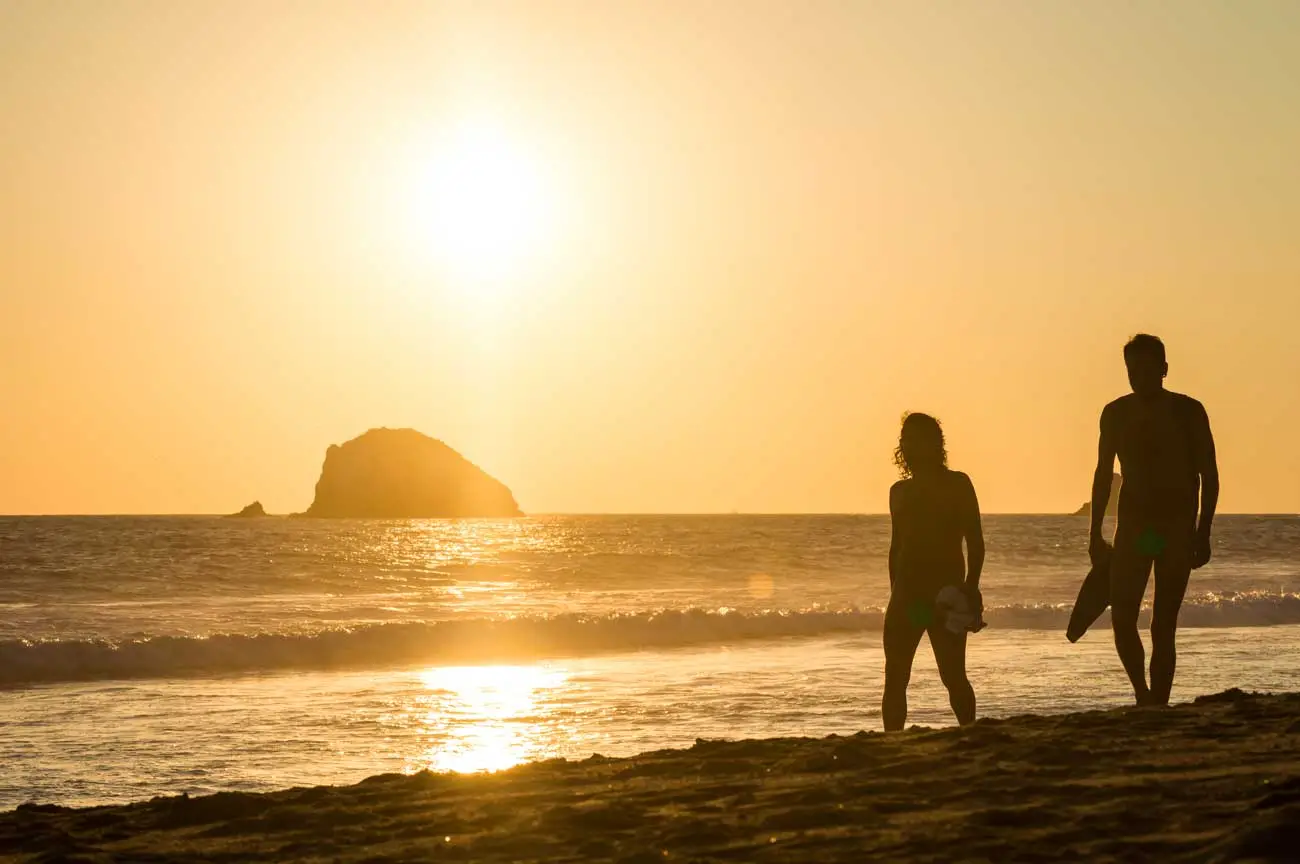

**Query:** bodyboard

left=1066, top=543, right=1113, bottom=643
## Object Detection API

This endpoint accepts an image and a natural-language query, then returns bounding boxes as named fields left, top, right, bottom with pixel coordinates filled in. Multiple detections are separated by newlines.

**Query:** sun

left=407, top=119, right=554, bottom=288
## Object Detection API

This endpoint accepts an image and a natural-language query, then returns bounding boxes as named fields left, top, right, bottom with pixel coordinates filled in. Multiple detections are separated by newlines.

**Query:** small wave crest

left=985, top=590, right=1300, bottom=631
left=4, top=592, right=1298, bottom=686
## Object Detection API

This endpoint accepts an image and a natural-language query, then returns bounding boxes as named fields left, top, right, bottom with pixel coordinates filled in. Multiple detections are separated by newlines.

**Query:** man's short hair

left=1124, top=333, right=1166, bottom=365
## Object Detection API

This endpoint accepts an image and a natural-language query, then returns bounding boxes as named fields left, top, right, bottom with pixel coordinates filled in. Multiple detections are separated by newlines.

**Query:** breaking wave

left=4, top=591, right=1298, bottom=686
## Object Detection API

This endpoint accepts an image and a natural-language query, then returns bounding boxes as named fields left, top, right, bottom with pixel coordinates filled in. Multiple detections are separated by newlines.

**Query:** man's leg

left=882, top=600, right=925, bottom=731
left=929, top=624, right=975, bottom=725
left=1110, top=527, right=1154, bottom=705
left=1150, top=529, right=1193, bottom=706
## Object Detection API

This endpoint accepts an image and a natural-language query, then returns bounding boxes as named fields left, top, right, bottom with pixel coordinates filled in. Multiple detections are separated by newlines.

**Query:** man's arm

left=1090, top=404, right=1118, bottom=557
left=1194, top=401, right=1219, bottom=567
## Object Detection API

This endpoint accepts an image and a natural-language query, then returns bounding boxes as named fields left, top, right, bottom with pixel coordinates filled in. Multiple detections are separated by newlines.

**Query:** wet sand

left=3, top=689, right=1298, bottom=863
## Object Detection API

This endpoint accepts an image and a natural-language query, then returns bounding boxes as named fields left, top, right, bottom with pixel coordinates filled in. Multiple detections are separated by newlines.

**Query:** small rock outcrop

left=300, top=428, right=522, bottom=518
left=228, top=501, right=268, bottom=518
left=1075, top=473, right=1122, bottom=517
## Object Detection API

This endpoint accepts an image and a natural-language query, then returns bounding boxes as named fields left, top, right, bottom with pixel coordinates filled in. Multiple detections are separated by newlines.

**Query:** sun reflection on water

left=411, top=665, right=569, bottom=774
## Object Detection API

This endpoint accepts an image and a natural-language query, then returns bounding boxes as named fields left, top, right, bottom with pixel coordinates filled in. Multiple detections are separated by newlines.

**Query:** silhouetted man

left=1090, top=334, right=1218, bottom=706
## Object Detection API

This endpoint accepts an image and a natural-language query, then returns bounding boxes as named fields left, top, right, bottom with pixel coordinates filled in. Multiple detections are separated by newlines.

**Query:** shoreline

left=3, top=690, right=1298, bottom=862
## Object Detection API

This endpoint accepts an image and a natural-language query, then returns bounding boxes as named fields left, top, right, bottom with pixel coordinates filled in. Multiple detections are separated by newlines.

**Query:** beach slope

left=3, top=689, right=1298, bottom=863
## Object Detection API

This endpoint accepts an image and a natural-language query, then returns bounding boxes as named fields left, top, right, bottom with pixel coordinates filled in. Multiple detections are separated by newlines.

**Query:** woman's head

left=894, top=412, right=947, bottom=478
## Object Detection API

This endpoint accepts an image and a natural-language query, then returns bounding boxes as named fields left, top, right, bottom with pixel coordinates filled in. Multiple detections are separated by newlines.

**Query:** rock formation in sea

left=300, top=428, right=522, bottom=518
left=1074, top=473, right=1122, bottom=517
left=227, top=501, right=268, bottom=518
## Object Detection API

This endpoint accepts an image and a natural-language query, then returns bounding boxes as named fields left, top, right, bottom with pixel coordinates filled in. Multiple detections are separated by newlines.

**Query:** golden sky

left=2, top=1, right=1299, bottom=515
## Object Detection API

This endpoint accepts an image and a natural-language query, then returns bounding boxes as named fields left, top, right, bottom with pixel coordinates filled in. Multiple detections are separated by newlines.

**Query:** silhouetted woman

left=883, top=412, right=984, bottom=730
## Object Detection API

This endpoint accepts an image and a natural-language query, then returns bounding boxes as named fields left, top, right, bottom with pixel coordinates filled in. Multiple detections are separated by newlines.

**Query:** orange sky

left=2, top=1, right=1299, bottom=515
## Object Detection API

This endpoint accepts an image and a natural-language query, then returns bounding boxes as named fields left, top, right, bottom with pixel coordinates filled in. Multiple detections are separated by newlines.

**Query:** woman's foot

left=1135, top=690, right=1160, bottom=708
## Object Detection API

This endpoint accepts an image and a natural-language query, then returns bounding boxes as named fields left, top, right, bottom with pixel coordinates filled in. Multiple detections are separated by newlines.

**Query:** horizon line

left=1, top=511, right=1294, bottom=519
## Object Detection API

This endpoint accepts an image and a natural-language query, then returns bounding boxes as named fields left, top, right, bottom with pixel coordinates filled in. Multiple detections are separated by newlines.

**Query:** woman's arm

left=961, top=473, right=985, bottom=591
left=888, top=482, right=900, bottom=591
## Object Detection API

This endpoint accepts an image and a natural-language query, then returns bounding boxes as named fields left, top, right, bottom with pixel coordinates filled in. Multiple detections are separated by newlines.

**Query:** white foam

left=3, top=592, right=1297, bottom=686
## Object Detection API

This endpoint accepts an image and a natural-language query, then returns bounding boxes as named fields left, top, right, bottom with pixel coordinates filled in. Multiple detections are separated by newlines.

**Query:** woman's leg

left=929, top=624, right=975, bottom=725
left=882, top=599, right=925, bottom=731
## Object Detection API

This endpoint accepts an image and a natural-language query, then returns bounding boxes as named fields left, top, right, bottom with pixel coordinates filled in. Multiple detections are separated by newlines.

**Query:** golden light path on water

left=410, top=665, right=571, bottom=774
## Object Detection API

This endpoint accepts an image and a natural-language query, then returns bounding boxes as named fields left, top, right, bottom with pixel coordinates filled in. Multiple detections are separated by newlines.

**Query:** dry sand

left=3, top=689, right=1298, bottom=863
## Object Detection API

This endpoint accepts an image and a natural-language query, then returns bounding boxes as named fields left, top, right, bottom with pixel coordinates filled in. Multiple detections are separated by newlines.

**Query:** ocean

left=2, top=514, right=1298, bottom=811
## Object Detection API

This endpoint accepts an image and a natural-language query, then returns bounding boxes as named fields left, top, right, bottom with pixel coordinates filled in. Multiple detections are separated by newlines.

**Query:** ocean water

left=2, top=515, right=1299, bottom=810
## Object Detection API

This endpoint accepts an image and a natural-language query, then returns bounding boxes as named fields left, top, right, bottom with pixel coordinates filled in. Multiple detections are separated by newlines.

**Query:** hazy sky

left=3, top=1, right=1299, bottom=515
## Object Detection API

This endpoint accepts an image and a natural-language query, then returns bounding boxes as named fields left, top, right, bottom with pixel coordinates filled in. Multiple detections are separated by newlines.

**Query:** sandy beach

left=3, top=688, right=1297, bottom=863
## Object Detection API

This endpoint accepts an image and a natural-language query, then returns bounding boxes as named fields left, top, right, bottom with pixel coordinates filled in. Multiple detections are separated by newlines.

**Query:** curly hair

left=893, top=412, right=947, bottom=479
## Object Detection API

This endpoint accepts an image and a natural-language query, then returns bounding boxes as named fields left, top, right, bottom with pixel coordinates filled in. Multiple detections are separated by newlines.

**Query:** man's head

left=1123, top=334, right=1167, bottom=398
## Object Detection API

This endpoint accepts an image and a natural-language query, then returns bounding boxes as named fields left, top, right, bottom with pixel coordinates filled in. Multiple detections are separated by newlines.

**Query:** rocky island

left=226, top=501, right=269, bottom=518
left=1074, top=473, right=1122, bottom=517
left=299, top=428, right=522, bottom=518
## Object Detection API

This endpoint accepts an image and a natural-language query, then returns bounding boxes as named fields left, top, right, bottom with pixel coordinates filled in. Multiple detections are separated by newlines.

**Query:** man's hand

left=1089, top=535, right=1113, bottom=569
left=1192, top=532, right=1212, bottom=570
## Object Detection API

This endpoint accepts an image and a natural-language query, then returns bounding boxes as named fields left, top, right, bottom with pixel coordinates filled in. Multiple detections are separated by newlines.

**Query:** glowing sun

left=408, top=119, right=554, bottom=287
